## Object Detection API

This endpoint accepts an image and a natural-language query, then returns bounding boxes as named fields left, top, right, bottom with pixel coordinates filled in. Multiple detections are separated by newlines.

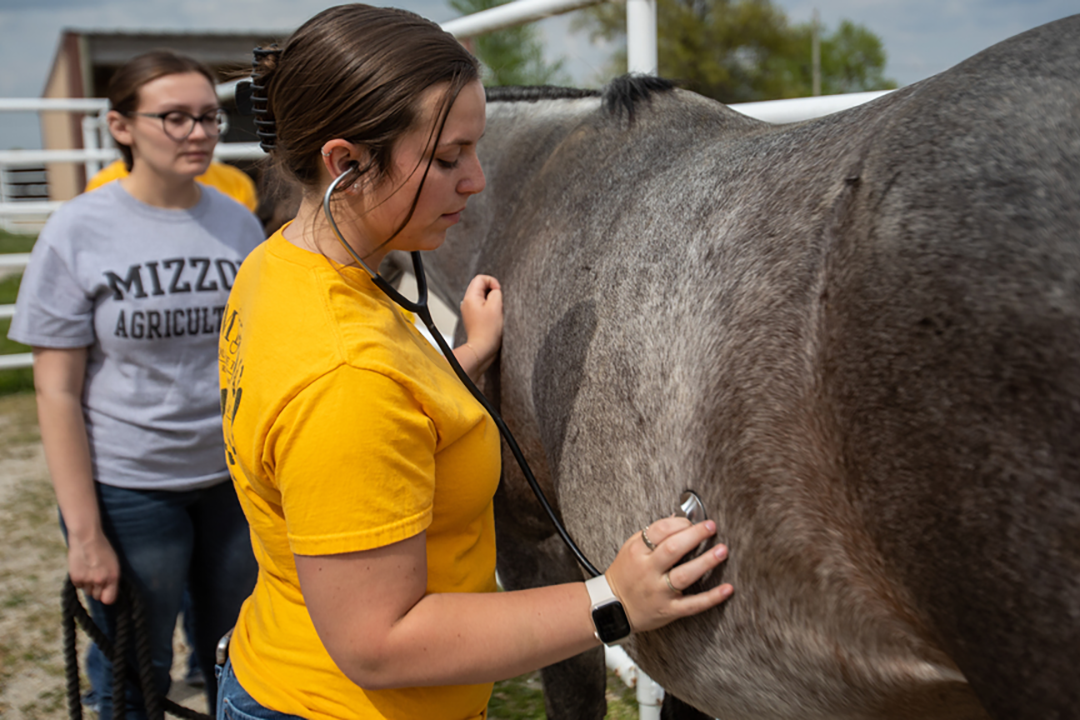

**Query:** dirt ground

left=0, top=391, right=208, bottom=719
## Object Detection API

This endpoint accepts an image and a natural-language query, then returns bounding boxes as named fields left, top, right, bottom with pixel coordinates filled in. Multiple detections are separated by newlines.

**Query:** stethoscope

left=322, top=165, right=707, bottom=580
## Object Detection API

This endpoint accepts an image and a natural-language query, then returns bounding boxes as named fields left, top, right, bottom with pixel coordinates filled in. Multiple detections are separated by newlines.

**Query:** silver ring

left=663, top=572, right=682, bottom=595
left=641, top=526, right=657, bottom=551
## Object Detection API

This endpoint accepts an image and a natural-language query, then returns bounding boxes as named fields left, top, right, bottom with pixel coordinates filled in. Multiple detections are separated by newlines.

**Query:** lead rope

left=62, top=577, right=211, bottom=720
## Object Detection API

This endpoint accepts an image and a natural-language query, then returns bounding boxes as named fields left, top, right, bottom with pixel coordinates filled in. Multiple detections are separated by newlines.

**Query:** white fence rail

left=443, top=0, right=606, bottom=37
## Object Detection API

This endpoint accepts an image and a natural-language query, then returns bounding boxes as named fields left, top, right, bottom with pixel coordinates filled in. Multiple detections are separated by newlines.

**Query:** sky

left=0, top=0, right=1076, bottom=149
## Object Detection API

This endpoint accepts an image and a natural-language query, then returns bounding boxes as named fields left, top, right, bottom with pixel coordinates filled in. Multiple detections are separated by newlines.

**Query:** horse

left=394, top=15, right=1080, bottom=720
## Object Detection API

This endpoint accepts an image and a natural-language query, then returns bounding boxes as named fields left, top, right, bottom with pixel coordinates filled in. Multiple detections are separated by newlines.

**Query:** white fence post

left=636, top=672, right=665, bottom=720
left=81, top=113, right=105, bottom=180
left=626, top=0, right=658, bottom=75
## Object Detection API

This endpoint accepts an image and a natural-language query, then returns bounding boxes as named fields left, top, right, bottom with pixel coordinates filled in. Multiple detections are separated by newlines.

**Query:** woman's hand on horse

left=67, top=531, right=121, bottom=605
left=606, top=518, right=732, bottom=633
left=459, top=274, right=503, bottom=378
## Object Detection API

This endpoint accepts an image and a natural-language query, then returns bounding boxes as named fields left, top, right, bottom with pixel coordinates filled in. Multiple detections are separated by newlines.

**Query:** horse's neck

left=426, top=98, right=600, bottom=306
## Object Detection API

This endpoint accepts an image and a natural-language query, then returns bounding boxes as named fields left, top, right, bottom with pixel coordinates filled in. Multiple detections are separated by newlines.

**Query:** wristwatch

left=585, top=574, right=632, bottom=646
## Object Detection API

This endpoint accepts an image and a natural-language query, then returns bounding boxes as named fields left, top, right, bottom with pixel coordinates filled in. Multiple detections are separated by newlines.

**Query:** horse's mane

left=485, top=74, right=676, bottom=122
left=601, top=74, right=676, bottom=121
left=484, top=86, right=599, bottom=102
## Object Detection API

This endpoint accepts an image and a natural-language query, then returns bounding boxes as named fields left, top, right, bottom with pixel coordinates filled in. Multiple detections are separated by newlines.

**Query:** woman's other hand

left=605, top=518, right=733, bottom=633
left=456, top=274, right=502, bottom=381
left=68, top=532, right=121, bottom=605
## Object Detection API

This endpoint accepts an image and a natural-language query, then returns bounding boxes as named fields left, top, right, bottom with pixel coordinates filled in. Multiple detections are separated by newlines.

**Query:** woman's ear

left=320, top=140, right=369, bottom=191
left=106, top=110, right=134, bottom=148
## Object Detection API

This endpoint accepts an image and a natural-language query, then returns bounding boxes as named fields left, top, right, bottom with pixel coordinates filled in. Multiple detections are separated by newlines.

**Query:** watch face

left=592, top=601, right=632, bottom=643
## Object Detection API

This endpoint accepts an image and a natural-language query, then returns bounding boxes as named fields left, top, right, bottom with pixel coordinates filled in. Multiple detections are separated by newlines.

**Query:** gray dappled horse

left=397, top=16, right=1080, bottom=720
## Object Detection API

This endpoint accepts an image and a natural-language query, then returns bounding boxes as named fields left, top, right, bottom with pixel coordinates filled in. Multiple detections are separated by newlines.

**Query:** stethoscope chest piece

left=677, top=489, right=707, bottom=524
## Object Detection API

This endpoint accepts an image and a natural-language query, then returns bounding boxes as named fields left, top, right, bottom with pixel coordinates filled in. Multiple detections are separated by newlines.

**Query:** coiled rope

left=61, top=576, right=211, bottom=720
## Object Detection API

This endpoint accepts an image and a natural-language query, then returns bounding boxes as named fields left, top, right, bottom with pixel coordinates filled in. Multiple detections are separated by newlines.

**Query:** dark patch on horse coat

left=533, top=300, right=599, bottom=474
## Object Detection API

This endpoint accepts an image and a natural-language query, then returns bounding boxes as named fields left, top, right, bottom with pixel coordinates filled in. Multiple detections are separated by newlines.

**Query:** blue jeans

left=216, top=659, right=304, bottom=720
left=72, top=480, right=257, bottom=720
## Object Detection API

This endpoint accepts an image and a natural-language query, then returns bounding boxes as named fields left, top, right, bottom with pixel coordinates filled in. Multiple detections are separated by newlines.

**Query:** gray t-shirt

left=9, top=181, right=264, bottom=490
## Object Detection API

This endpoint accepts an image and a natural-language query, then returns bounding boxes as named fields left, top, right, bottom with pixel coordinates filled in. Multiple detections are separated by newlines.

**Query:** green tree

left=574, top=0, right=895, bottom=103
left=802, top=19, right=897, bottom=95
left=449, top=0, right=571, bottom=86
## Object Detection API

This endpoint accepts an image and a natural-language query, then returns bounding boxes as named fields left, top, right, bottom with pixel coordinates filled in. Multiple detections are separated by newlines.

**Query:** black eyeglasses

left=130, top=108, right=229, bottom=141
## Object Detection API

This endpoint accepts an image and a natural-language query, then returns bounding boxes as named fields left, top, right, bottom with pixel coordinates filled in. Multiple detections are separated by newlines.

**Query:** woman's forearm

left=32, top=348, right=100, bottom=540
left=452, top=342, right=490, bottom=382
left=299, top=520, right=730, bottom=691
left=38, top=390, right=99, bottom=538
left=338, top=582, right=597, bottom=690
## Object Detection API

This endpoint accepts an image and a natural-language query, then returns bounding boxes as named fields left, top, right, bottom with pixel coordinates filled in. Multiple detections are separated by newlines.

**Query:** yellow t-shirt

left=219, top=227, right=501, bottom=720
left=86, top=159, right=258, bottom=212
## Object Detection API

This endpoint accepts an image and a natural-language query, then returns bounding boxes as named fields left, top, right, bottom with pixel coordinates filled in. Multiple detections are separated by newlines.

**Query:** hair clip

left=248, top=44, right=281, bottom=152
left=234, top=80, right=254, bottom=116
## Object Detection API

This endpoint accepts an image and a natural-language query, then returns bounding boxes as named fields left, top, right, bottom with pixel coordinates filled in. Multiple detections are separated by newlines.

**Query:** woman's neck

left=285, top=194, right=388, bottom=270
left=120, top=167, right=202, bottom=209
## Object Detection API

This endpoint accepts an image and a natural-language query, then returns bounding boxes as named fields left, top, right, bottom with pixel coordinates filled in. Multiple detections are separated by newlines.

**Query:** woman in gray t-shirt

left=8, top=51, right=263, bottom=720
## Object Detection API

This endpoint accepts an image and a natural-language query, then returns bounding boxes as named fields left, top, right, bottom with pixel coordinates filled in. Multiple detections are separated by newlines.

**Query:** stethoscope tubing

left=323, top=168, right=602, bottom=578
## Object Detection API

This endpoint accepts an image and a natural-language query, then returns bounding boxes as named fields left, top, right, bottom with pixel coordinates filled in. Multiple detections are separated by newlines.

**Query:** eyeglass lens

left=161, top=110, right=227, bottom=140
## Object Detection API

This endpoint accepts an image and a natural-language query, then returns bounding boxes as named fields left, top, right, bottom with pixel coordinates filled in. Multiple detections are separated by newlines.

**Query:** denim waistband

left=216, top=659, right=306, bottom=720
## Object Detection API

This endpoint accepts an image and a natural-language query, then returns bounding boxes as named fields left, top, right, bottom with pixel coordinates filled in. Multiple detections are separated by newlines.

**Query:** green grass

left=1, top=274, right=23, bottom=302
left=602, top=671, right=641, bottom=720
left=1, top=232, right=35, bottom=396
left=0, top=228, right=36, bottom=254
left=489, top=673, right=546, bottom=719
left=487, top=669, right=641, bottom=719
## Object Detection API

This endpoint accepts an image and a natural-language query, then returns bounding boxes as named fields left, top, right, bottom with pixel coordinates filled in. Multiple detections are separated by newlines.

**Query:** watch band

left=585, top=574, right=633, bottom=645
left=585, top=574, right=619, bottom=606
